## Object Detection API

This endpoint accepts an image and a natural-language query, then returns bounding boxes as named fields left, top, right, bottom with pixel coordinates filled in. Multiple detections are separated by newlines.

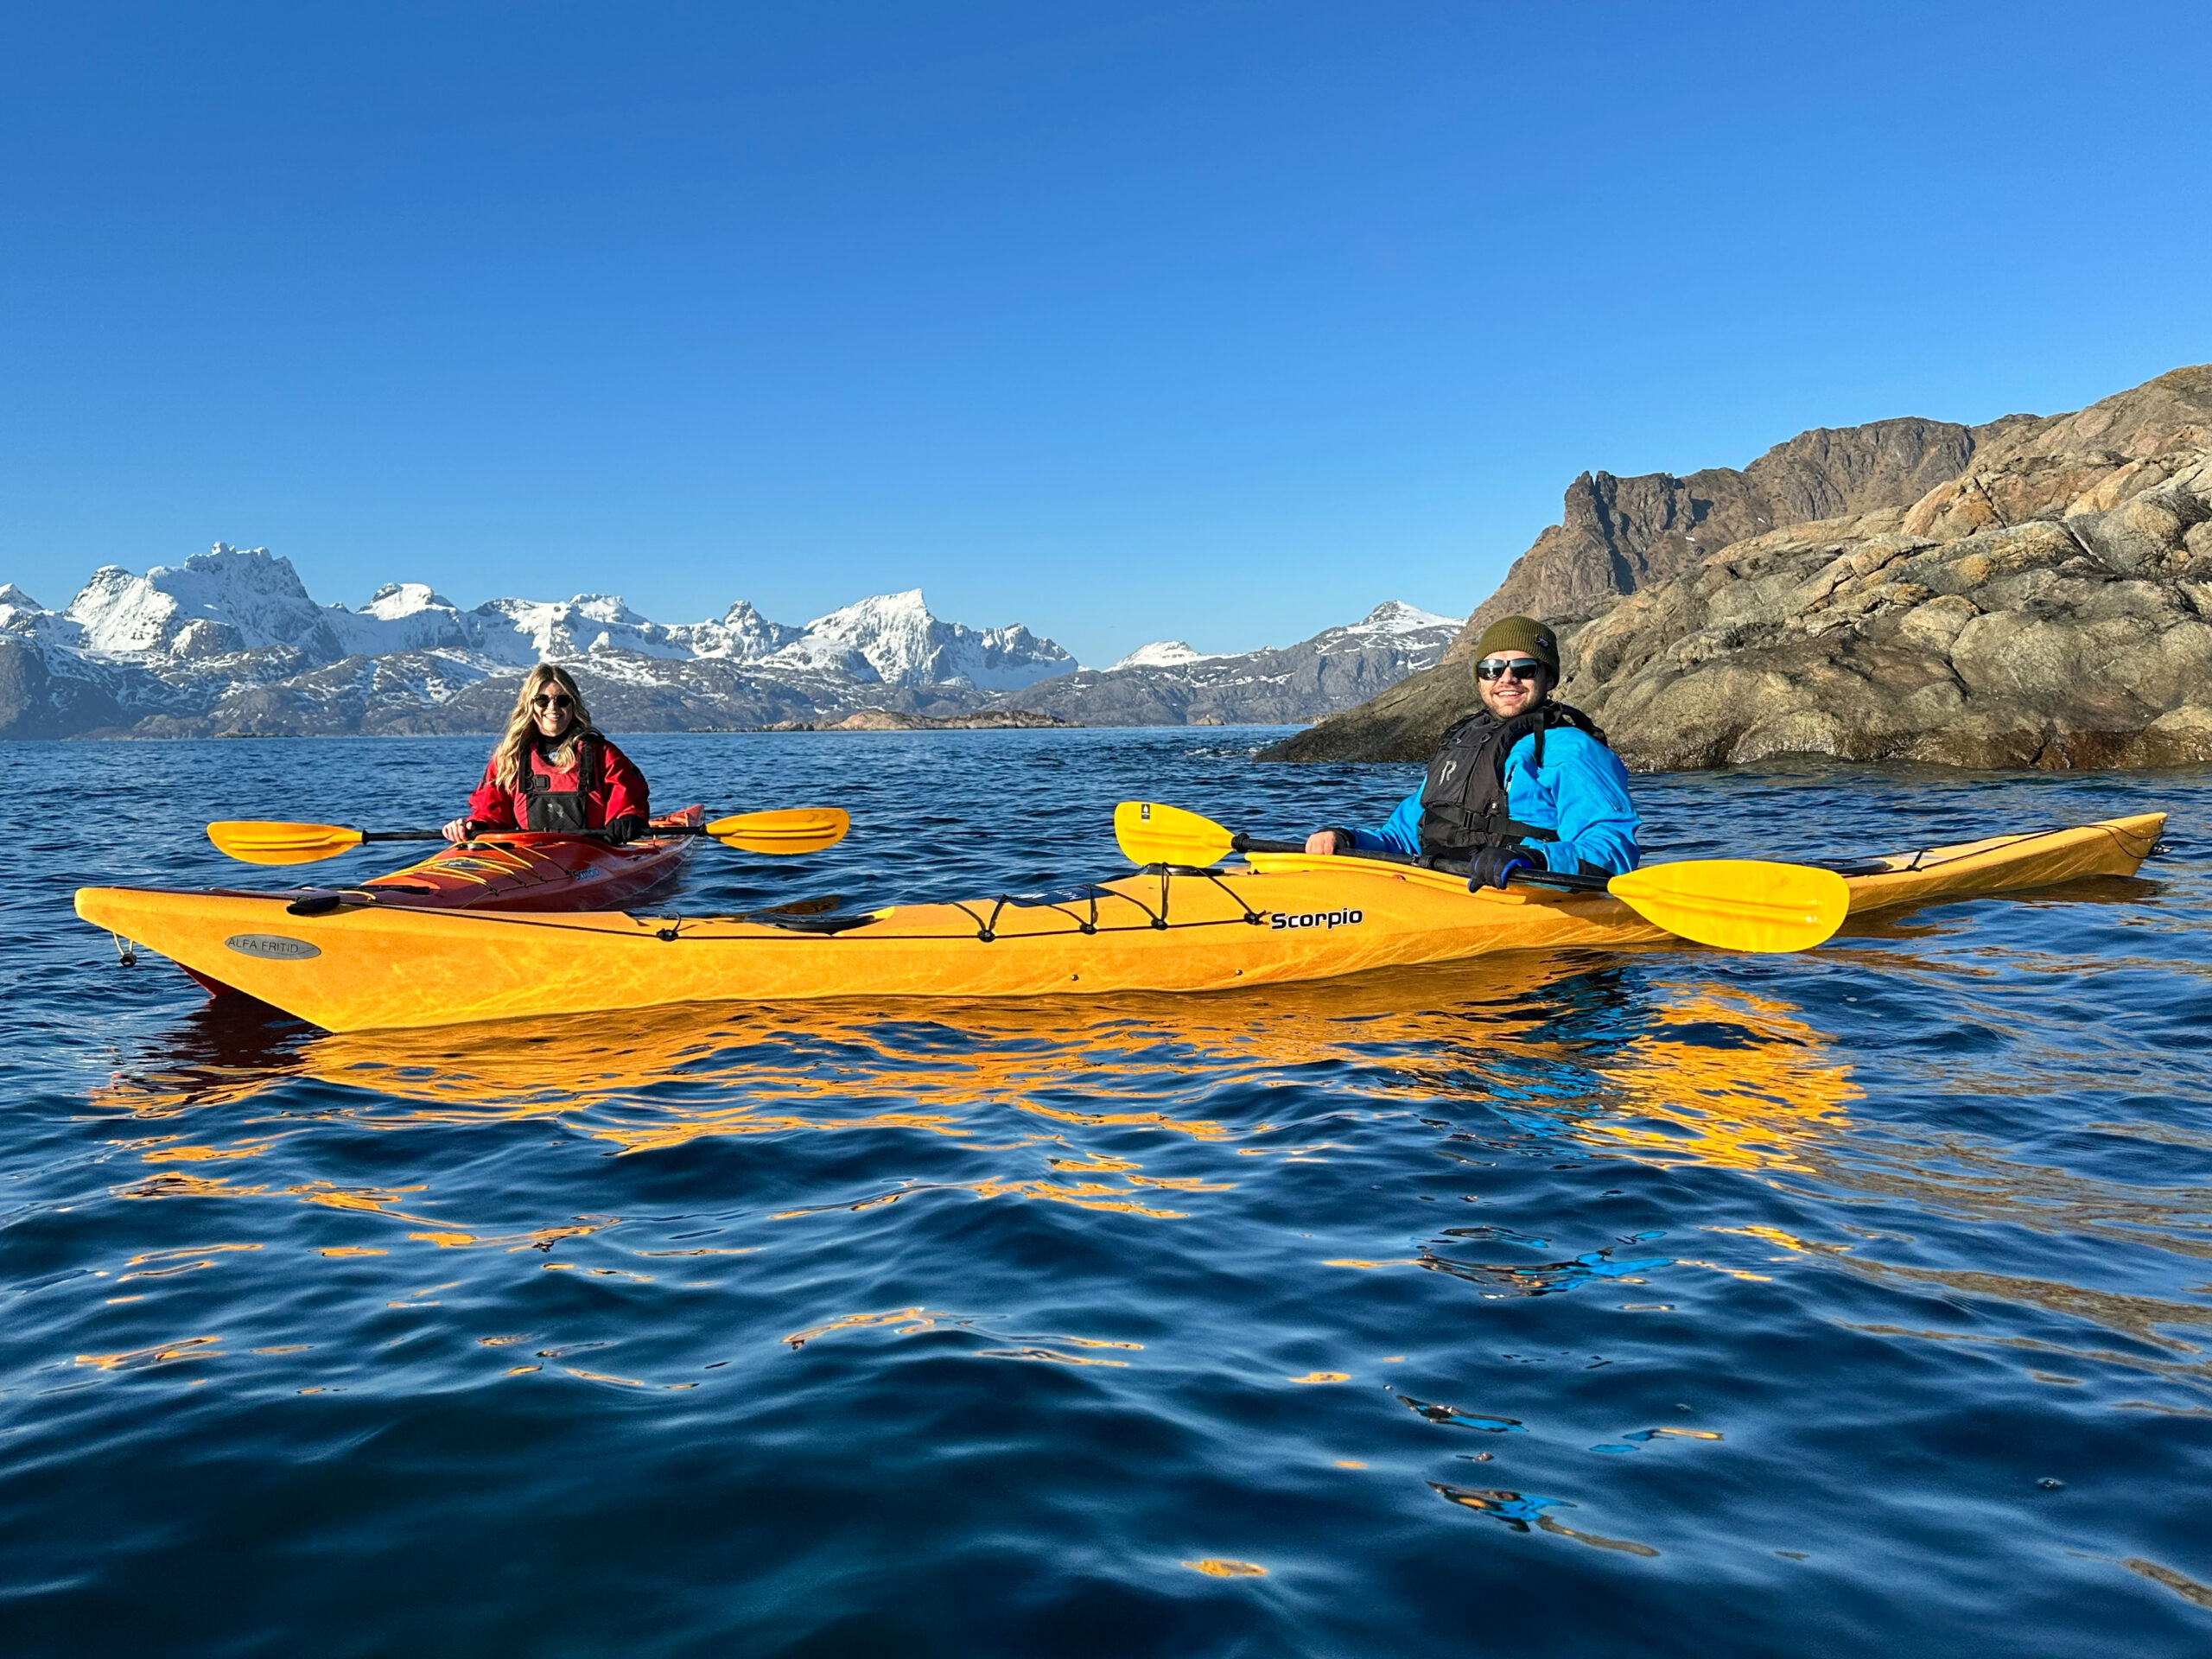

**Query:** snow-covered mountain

left=50, top=546, right=1071, bottom=682
left=746, top=590, right=1065, bottom=690
left=1004, top=601, right=1465, bottom=728
left=0, top=543, right=1465, bottom=737
left=67, top=548, right=346, bottom=661
left=1334, top=599, right=1466, bottom=643
left=0, top=544, right=1075, bottom=737
left=1109, top=640, right=1212, bottom=671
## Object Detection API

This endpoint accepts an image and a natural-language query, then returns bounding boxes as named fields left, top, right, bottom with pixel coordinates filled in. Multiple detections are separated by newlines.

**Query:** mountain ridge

left=0, top=546, right=1454, bottom=737
left=1001, top=601, right=1461, bottom=728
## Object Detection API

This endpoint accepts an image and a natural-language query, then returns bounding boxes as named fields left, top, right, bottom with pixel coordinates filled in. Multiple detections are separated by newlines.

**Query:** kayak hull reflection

left=76, top=813, right=2164, bottom=1033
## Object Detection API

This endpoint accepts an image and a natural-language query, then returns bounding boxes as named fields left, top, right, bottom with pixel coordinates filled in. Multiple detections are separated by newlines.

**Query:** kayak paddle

left=686, top=807, right=850, bottom=855
left=1110, top=800, right=1847, bottom=955
left=207, top=807, right=850, bottom=866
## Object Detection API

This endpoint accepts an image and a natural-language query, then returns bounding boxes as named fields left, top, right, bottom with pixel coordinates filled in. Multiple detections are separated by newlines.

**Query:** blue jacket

left=1345, top=726, right=1641, bottom=875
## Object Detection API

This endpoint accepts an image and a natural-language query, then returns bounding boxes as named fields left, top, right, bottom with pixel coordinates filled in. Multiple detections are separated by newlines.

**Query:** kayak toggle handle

left=286, top=892, right=365, bottom=917
left=112, top=933, right=137, bottom=968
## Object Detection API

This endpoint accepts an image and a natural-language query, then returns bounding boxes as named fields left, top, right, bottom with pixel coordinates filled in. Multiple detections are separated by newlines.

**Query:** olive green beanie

left=1471, top=615, right=1560, bottom=677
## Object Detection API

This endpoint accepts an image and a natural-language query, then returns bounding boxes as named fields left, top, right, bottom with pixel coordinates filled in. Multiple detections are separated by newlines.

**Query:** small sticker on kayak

left=224, top=933, right=322, bottom=961
left=1269, top=909, right=1363, bottom=931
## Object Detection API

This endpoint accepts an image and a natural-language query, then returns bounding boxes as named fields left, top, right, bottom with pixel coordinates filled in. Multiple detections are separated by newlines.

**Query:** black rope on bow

left=949, top=897, right=1011, bottom=943
left=1121, top=866, right=1239, bottom=931
left=1034, top=886, right=1105, bottom=936
left=1112, top=880, right=1168, bottom=931
left=1189, top=866, right=1268, bottom=925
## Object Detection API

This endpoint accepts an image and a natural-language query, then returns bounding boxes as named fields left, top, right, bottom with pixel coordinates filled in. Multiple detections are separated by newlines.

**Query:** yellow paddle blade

left=704, top=807, right=850, bottom=855
left=1114, top=801, right=1236, bottom=868
left=207, top=821, right=368, bottom=866
left=1607, top=859, right=1848, bottom=954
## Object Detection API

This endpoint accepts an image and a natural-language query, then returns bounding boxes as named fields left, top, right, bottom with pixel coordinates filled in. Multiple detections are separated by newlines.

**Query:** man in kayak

left=442, top=664, right=653, bottom=843
left=1303, top=615, right=1639, bottom=887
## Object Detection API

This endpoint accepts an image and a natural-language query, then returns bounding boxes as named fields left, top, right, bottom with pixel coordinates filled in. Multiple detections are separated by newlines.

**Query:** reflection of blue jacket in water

left=1344, top=725, right=1642, bottom=876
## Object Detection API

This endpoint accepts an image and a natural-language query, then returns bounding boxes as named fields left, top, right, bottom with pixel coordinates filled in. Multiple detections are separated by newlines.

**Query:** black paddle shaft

left=421, top=828, right=641, bottom=848
left=1228, top=832, right=1608, bottom=893
left=428, top=826, right=675, bottom=844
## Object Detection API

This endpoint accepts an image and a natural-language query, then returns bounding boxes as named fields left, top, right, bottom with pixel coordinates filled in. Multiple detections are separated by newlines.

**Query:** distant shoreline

left=25, top=721, right=1310, bottom=742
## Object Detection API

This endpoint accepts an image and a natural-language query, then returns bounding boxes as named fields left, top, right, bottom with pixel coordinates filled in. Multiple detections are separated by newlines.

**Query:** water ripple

left=3, top=734, right=2210, bottom=1656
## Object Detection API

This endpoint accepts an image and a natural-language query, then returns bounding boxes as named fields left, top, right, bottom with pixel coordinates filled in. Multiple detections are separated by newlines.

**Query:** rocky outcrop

left=1267, top=365, right=2212, bottom=768
left=0, top=637, right=134, bottom=739
left=1256, top=658, right=1472, bottom=763
left=810, top=708, right=1071, bottom=732
left=1449, top=415, right=2034, bottom=655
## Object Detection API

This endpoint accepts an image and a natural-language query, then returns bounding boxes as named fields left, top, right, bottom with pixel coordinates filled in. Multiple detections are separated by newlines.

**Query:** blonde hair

left=491, top=664, right=600, bottom=791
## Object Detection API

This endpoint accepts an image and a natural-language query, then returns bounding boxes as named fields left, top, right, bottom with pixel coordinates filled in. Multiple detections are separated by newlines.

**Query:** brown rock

left=1446, top=415, right=2029, bottom=658
left=1266, top=364, right=2212, bottom=771
left=1901, top=365, right=2212, bottom=539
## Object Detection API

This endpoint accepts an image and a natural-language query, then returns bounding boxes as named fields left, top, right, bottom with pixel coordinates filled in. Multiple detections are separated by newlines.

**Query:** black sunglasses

left=1474, top=657, right=1546, bottom=683
left=532, top=693, right=575, bottom=710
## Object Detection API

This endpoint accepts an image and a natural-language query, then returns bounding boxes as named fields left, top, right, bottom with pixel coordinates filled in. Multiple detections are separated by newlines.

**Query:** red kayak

left=302, top=806, right=708, bottom=914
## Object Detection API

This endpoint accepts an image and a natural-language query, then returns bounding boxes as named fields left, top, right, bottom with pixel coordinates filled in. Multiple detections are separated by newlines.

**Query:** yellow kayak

left=76, top=813, right=2164, bottom=1033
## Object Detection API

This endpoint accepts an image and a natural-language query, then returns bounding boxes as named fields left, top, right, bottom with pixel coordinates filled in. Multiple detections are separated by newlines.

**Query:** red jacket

left=466, top=734, right=650, bottom=832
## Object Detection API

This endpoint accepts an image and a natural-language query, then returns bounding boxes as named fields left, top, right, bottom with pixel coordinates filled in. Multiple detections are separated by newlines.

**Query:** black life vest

left=519, top=734, right=602, bottom=832
left=1415, top=701, right=1609, bottom=865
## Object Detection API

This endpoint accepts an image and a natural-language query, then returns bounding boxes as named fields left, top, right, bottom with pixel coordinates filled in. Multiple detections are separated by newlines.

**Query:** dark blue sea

left=4, top=728, right=2210, bottom=1657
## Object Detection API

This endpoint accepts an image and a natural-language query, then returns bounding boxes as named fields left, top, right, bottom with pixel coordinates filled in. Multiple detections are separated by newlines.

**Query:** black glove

left=1467, top=845, right=1535, bottom=891
left=602, top=815, right=649, bottom=846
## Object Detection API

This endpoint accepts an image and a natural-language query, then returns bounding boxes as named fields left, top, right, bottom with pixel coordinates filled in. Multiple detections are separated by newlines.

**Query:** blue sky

left=2, top=2, right=2206, bottom=667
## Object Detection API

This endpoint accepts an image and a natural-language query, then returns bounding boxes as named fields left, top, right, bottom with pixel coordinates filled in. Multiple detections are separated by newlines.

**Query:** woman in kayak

left=1303, top=615, right=1639, bottom=887
left=442, top=664, right=652, bottom=843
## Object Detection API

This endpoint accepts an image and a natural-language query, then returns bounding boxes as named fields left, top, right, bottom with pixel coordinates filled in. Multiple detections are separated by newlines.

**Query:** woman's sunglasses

left=532, top=693, right=575, bottom=710
left=1474, top=657, right=1546, bottom=683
